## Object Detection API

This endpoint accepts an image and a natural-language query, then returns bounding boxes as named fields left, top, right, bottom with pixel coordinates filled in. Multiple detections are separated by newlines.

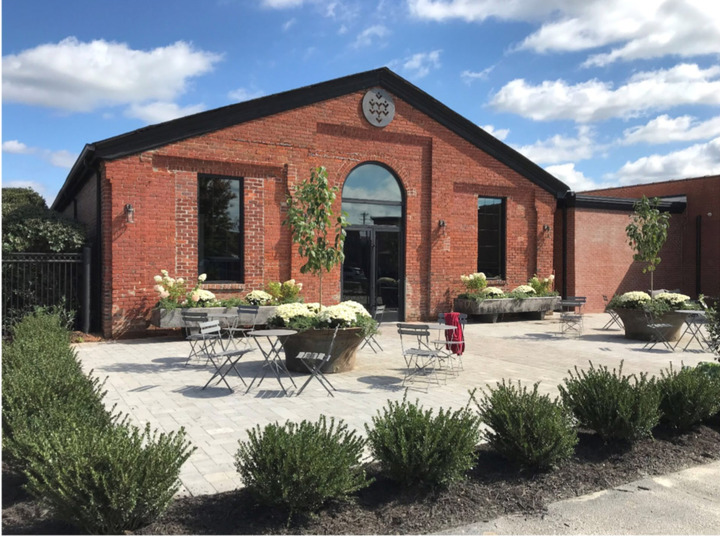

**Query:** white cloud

left=408, top=0, right=720, bottom=67
left=2, top=140, right=33, bottom=154
left=611, top=137, right=720, bottom=185
left=480, top=124, right=509, bottom=141
left=1, top=140, right=76, bottom=169
left=282, top=18, right=297, bottom=31
left=47, top=150, right=76, bottom=169
left=490, top=64, right=720, bottom=123
left=261, top=0, right=304, bottom=7
left=622, top=114, right=720, bottom=145
left=394, top=49, right=441, bottom=79
left=545, top=163, right=598, bottom=191
left=352, top=25, right=390, bottom=48
left=124, top=102, right=207, bottom=124
left=2, top=37, right=221, bottom=112
left=515, top=126, right=596, bottom=164
left=228, top=87, right=265, bottom=102
left=461, top=67, right=493, bottom=84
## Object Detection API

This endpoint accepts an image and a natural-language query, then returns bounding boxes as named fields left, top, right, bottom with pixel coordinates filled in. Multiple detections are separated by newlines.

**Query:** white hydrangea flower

left=198, top=273, right=207, bottom=282
left=154, top=275, right=163, bottom=283
left=246, top=290, right=273, bottom=305
left=513, top=285, right=536, bottom=294
left=481, top=286, right=504, bottom=296
left=655, top=292, right=691, bottom=308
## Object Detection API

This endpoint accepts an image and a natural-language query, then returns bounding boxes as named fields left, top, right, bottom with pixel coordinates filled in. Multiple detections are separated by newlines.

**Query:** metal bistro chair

left=601, top=294, right=624, bottom=330
left=437, top=312, right=467, bottom=372
left=642, top=307, right=674, bottom=352
left=224, top=305, right=260, bottom=350
left=397, top=323, right=441, bottom=388
left=182, top=310, right=210, bottom=365
left=296, top=326, right=340, bottom=397
left=361, top=305, right=385, bottom=353
left=560, top=296, right=586, bottom=337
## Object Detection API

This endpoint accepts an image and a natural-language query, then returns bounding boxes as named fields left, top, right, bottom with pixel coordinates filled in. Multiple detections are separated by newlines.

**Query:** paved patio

left=76, top=313, right=712, bottom=497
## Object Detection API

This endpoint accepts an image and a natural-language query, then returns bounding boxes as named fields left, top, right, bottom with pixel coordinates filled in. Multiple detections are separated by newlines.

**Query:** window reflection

left=343, top=164, right=402, bottom=202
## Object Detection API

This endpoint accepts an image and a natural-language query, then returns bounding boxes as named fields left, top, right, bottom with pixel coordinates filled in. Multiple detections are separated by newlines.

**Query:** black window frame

left=477, top=196, right=506, bottom=279
left=197, top=173, right=244, bottom=283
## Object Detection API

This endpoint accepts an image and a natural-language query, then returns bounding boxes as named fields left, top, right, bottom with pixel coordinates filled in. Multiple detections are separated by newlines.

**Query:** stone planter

left=150, top=305, right=277, bottom=328
left=453, top=296, right=560, bottom=322
left=282, top=328, right=364, bottom=374
left=612, top=308, right=686, bottom=341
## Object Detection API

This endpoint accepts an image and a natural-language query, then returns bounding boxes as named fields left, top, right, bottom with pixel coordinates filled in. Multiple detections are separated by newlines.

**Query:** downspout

left=561, top=193, right=569, bottom=299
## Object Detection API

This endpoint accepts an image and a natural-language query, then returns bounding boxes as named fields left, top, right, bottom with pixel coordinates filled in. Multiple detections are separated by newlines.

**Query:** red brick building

left=52, top=68, right=569, bottom=337
left=564, top=176, right=720, bottom=312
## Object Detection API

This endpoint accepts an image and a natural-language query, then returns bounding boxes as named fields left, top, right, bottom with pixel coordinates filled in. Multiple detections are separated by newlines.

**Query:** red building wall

left=562, top=175, right=719, bottom=313
left=97, top=90, right=557, bottom=337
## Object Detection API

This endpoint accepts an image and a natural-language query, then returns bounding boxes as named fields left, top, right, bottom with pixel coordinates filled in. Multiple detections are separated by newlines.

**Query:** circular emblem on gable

left=362, top=88, right=395, bottom=128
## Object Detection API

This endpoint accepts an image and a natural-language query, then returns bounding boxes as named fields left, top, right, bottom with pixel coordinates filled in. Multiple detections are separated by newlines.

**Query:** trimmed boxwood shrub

left=471, top=381, right=578, bottom=469
left=365, top=396, right=481, bottom=487
left=235, top=416, right=370, bottom=517
left=3, top=309, right=195, bottom=534
left=559, top=361, right=661, bottom=442
left=23, top=420, right=194, bottom=534
left=658, top=364, right=720, bottom=431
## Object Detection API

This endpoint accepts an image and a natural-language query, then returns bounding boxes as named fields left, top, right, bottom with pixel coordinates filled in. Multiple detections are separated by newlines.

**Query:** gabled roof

left=53, top=67, right=570, bottom=210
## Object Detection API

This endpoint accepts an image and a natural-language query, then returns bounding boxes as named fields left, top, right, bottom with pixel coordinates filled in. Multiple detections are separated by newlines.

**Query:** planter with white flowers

left=453, top=273, right=559, bottom=322
left=607, top=291, right=693, bottom=341
left=266, top=301, right=378, bottom=373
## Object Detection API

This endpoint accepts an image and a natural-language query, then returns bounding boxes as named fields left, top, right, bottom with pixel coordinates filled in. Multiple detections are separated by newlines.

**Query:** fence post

left=82, top=246, right=91, bottom=333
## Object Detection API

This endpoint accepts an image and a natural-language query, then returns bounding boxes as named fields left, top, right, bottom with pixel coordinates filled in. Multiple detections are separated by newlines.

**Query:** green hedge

left=2, top=309, right=194, bottom=534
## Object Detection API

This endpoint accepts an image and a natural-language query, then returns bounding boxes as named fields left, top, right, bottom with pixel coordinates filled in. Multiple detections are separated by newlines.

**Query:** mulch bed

left=4, top=422, right=720, bottom=535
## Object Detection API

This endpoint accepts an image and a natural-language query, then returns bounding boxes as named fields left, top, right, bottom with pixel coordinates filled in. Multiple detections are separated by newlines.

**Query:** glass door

left=342, top=227, right=401, bottom=322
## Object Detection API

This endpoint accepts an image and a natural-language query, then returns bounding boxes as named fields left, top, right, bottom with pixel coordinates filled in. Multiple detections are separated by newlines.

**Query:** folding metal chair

left=560, top=297, right=586, bottom=337
left=437, top=312, right=467, bottom=371
left=182, top=310, right=210, bottom=365
left=296, top=326, right=340, bottom=397
left=601, top=294, right=624, bottom=330
left=642, top=308, right=674, bottom=352
left=360, top=305, right=385, bottom=353
left=397, top=323, right=441, bottom=388
left=224, top=305, right=259, bottom=350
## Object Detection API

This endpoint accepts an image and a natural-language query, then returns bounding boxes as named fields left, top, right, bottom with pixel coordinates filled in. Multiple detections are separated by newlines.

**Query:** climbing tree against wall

left=283, top=166, right=348, bottom=305
left=625, top=195, right=670, bottom=294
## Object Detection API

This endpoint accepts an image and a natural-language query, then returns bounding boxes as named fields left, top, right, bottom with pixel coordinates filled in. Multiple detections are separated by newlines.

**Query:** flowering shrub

left=482, top=287, right=505, bottom=297
left=608, top=291, right=652, bottom=309
left=267, top=301, right=377, bottom=337
left=153, top=271, right=217, bottom=309
left=245, top=290, right=274, bottom=306
left=512, top=285, right=536, bottom=295
left=265, top=279, right=303, bottom=304
left=460, top=272, right=487, bottom=291
left=655, top=292, right=691, bottom=309
left=529, top=274, right=555, bottom=296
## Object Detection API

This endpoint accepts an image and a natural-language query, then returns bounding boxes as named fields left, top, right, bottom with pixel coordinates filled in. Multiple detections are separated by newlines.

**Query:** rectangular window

left=198, top=175, right=243, bottom=282
left=477, top=197, right=505, bottom=279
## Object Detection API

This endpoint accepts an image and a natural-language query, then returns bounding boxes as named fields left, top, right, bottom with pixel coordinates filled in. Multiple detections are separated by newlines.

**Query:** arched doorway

left=341, top=163, right=404, bottom=321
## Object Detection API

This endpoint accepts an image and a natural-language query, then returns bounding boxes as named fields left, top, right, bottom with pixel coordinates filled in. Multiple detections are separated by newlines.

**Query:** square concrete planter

left=453, top=296, right=560, bottom=322
left=150, top=305, right=277, bottom=328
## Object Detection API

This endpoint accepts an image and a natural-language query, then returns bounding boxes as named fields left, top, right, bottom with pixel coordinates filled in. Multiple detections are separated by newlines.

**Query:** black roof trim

left=567, top=193, right=686, bottom=214
left=53, top=67, right=569, bottom=210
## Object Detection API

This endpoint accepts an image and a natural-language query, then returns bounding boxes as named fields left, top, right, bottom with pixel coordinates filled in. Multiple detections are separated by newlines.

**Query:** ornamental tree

left=283, top=166, right=348, bottom=305
left=625, top=195, right=670, bottom=294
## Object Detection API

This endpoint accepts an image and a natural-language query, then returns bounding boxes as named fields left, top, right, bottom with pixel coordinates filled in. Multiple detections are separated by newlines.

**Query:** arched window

left=342, top=163, right=402, bottom=227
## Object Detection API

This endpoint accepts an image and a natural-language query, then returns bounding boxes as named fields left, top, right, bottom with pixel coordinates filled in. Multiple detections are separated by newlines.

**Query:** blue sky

left=3, top=0, right=720, bottom=204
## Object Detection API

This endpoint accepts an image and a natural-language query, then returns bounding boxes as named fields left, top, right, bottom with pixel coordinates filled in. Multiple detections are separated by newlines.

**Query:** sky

left=3, top=0, right=720, bottom=205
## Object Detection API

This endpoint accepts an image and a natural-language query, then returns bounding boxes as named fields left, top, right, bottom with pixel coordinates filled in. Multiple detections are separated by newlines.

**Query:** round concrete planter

left=453, top=296, right=560, bottom=322
left=150, top=305, right=277, bottom=328
left=612, top=308, right=686, bottom=341
left=282, top=327, right=364, bottom=374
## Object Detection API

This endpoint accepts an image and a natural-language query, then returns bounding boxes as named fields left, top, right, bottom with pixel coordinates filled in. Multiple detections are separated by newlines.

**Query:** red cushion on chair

left=444, top=312, right=465, bottom=356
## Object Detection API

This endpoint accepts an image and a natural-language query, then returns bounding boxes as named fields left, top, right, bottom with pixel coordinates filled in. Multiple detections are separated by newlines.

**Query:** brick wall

left=586, top=176, right=720, bottom=301
left=98, top=90, right=557, bottom=337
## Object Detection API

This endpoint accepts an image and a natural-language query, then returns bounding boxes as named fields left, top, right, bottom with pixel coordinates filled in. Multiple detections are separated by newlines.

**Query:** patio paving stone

left=75, top=313, right=712, bottom=496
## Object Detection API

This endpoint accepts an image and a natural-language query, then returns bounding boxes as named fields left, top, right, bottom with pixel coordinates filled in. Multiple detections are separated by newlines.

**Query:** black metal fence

left=2, top=247, right=91, bottom=333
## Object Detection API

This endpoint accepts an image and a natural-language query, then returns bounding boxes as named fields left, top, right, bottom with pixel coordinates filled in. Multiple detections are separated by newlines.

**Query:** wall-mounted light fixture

left=438, top=219, right=446, bottom=228
left=124, top=203, right=135, bottom=224
left=708, top=212, right=713, bottom=217
left=543, top=224, right=551, bottom=232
